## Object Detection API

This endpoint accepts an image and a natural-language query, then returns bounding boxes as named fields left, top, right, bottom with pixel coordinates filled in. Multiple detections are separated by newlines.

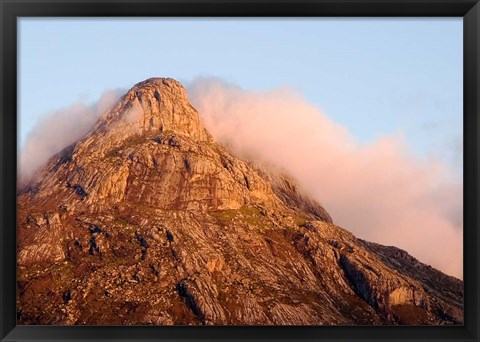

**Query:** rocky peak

left=81, top=77, right=212, bottom=158
left=16, top=77, right=463, bottom=326
left=21, top=77, right=304, bottom=214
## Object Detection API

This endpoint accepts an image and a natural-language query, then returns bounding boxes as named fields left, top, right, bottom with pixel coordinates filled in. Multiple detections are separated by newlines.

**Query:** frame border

left=1, top=1, right=479, bottom=341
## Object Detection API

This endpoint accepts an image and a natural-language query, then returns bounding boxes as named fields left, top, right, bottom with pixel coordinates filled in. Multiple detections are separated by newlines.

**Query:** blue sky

left=18, top=18, right=462, bottom=175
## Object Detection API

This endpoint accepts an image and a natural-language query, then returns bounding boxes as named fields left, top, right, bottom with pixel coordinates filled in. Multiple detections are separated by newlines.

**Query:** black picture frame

left=1, top=0, right=479, bottom=341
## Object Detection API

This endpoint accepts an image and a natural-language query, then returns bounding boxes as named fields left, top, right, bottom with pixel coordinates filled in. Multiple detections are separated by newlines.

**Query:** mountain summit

left=17, top=78, right=463, bottom=325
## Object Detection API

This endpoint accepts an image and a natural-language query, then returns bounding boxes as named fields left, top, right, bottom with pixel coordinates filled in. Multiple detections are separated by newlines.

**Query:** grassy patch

left=104, top=134, right=145, bottom=159
left=210, top=206, right=262, bottom=225
left=239, top=207, right=261, bottom=225
left=209, top=206, right=276, bottom=232
left=293, top=215, right=309, bottom=226
left=209, top=209, right=238, bottom=225
left=114, top=217, right=131, bottom=227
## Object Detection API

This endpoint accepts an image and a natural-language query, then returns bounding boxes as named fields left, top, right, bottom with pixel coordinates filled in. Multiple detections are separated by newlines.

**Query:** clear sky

left=18, top=18, right=462, bottom=174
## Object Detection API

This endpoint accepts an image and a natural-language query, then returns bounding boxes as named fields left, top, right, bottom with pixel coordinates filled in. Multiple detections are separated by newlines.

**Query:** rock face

left=17, top=78, right=463, bottom=325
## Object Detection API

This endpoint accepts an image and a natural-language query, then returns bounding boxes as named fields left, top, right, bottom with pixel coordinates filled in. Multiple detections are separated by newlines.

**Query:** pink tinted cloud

left=19, top=89, right=124, bottom=187
left=188, top=78, right=463, bottom=279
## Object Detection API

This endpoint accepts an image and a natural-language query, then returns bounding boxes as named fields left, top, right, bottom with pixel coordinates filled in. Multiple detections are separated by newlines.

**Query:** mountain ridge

left=17, top=77, right=463, bottom=325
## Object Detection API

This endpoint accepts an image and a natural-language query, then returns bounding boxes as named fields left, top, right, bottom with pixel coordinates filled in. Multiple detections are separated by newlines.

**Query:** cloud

left=18, top=78, right=463, bottom=279
left=187, top=77, right=463, bottom=279
left=18, top=89, right=125, bottom=187
left=122, top=100, right=144, bottom=124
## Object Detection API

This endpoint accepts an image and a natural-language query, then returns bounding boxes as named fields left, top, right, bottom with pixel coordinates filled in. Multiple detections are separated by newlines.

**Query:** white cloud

left=18, top=89, right=125, bottom=187
left=187, top=77, right=463, bottom=279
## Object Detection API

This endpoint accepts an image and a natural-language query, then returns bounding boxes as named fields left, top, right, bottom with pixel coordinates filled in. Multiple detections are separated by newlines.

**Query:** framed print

left=1, top=0, right=479, bottom=341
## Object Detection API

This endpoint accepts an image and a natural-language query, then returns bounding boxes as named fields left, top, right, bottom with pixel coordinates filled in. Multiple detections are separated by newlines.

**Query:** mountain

left=16, top=78, right=463, bottom=325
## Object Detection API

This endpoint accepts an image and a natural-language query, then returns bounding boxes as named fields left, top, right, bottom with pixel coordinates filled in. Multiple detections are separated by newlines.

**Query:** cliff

left=17, top=78, right=463, bottom=325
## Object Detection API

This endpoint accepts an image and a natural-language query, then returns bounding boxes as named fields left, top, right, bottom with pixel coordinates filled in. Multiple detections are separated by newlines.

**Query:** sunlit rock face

left=17, top=78, right=463, bottom=326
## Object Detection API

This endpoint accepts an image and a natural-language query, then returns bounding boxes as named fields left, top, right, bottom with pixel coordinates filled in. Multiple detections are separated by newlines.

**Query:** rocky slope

left=16, top=78, right=463, bottom=325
